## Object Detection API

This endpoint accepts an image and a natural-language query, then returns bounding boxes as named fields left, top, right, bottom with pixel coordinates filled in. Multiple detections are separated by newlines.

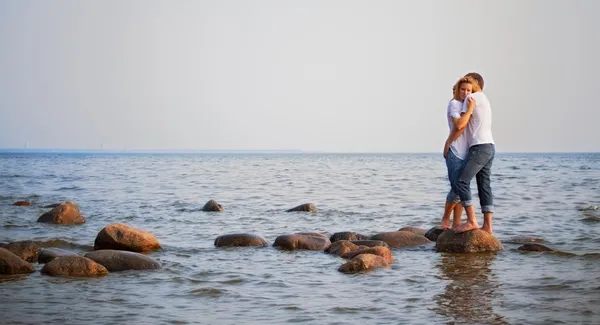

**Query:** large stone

left=0, top=248, right=35, bottom=275
left=12, top=201, right=31, bottom=207
left=397, top=226, right=427, bottom=236
left=41, top=255, right=108, bottom=277
left=329, top=232, right=369, bottom=243
left=324, top=240, right=361, bottom=256
left=273, top=234, right=330, bottom=250
left=37, top=201, right=86, bottom=224
left=341, top=246, right=394, bottom=264
left=435, top=230, right=504, bottom=253
left=517, top=243, right=555, bottom=252
left=2, top=241, right=40, bottom=262
left=338, top=254, right=390, bottom=274
left=369, top=231, right=431, bottom=248
left=85, top=250, right=161, bottom=272
left=94, top=223, right=161, bottom=252
left=214, top=233, right=269, bottom=247
left=424, top=227, right=445, bottom=242
left=38, top=248, right=78, bottom=264
left=202, top=199, right=223, bottom=212
left=350, top=240, right=389, bottom=248
left=286, top=203, right=317, bottom=213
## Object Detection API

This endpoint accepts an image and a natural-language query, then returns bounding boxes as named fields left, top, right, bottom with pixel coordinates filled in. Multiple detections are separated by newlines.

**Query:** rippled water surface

left=1, top=152, right=599, bottom=325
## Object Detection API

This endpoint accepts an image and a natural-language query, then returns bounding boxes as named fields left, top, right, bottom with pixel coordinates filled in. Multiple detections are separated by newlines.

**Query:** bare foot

left=480, top=224, right=493, bottom=234
left=441, top=218, right=451, bottom=230
left=453, top=221, right=479, bottom=233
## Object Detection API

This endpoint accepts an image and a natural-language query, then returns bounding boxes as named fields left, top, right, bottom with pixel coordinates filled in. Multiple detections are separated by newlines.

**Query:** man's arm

left=452, top=96, right=475, bottom=131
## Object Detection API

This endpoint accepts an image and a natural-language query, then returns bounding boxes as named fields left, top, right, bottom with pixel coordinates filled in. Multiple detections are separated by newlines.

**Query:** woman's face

left=458, top=82, right=473, bottom=101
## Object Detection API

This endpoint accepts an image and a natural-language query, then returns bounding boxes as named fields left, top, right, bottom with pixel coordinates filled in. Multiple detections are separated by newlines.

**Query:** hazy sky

left=1, top=0, right=598, bottom=152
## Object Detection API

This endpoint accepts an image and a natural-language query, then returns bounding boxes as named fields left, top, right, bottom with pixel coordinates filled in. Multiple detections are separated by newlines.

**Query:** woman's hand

left=443, top=142, right=451, bottom=159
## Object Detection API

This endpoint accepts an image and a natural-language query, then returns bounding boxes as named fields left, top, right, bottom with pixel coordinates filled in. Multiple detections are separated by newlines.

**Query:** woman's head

left=453, top=76, right=481, bottom=101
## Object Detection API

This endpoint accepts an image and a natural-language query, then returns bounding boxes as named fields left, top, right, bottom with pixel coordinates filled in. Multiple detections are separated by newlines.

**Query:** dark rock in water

left=42, top=203, right=61, bottom=209
left=424, top=227, right=445, bottom=242
left=370, top=231, right=431, bottom=248
left=397, top=226, right=427, bottom=236
left=0, top=248, right=35, bottom=275
left=37, top=201, right=86, bottom=224
left=503, top=236, right=545, bottom=244
left=295, top=232, right=328, bottom=239
left=350, top=240, right=389, bottom=248
left=94, top=223, right=161, bottom=252
left=12, top=201, right=31, bottom=207
left=286, top=203, right=317, bottom=213
left=214, top=233, right=269, bottom=247
left=85, top=250, right=161, bottom=272
left=436, top=230, right=504, bottom=253
left=338, top=254, right=390, bottom=274
left=329, top=232, right=368, bottom=243
left=38, top=248, right=78, bottom=264
left=518, top=243, right=555, bottom=252
left=325, top=240, right=361, bottom=256
left=582, top=216, right=600, bottom=222
left=41, top=255, right=108, bottom=277
left=341, top=246, right=394, bottom=264
left=2, top=241, right=40, bottom=262
left=273, top=234, right=330, bottom=250
left=202, top=199, right=223, bottom=212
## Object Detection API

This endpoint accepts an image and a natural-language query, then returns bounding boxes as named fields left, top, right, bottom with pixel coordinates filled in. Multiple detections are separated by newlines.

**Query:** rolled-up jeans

left=454, top=143, right=495, bottom=213
left=445, top=149, right=465, bottom=204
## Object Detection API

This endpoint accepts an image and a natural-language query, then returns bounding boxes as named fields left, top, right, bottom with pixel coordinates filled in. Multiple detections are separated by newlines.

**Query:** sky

left=0, top=0, right=599, bottom=152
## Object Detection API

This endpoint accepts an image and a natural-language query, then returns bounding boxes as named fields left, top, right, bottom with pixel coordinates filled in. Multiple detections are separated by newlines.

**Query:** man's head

left=464, top=72, right=484, bottom=90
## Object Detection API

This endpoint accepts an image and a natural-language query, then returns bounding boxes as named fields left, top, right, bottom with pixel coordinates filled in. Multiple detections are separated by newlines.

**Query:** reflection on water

left=434, top=253, right=507, bottom=325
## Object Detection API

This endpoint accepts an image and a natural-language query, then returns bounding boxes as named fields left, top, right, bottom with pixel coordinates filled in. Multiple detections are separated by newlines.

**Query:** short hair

left=464, top=72, right=484, bottom=90
left=453, top=76, right=481, bottom=101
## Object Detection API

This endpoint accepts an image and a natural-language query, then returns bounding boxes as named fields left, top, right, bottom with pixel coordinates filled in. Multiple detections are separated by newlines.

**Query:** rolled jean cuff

left=446, top=191, right=460, bottom=204
left=461, top=200, right=473, bottom=208
left=482, top=205, right=494, bottom=213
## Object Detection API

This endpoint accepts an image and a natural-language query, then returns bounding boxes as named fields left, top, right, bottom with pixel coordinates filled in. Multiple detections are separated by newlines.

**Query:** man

left=446, top=72, right=496, bottom=234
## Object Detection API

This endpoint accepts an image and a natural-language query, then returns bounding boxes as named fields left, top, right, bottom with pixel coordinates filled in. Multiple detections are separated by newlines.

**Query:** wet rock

left=2, top=241, right=40, bottom=262
left=37, top=201, right=86, bottom=224
left=341, top=246, right=394, bottom=264
left=503, top=236, right=545, bottom=244
left=338, top=254, right=390, bottom=274
left=582, top=216, right=600, bottom=222
left=202, top=199, right=223, bottom=212
left=94, top=223, right=161, bottom=252
left=517, top=243, right=555, bottom=252
left=435, top=230, right=504, bottom=253
left=214, top=233, right=269, bottom=247
left=85, top=250, right=161, bottom=272
left=286, top=203, right=317, bottom=213
left=424, top=227, right=445, bottom=242
left=296, top=232, right=328, bottom=239
left=349, top=240, right=389, bottom=248
left=273, top=234, right=331, bottom=250
left=329, top=232, right=369, bottom=243
left=0, top=248, right=35, bottom=275
left=324, top=240, right=361, bottom=256
left=12, top=201, right=31, bottom=207
left=38, top=248, right=78, bottom=264
left=41, top=255, right=108, bottom=277
left=397, top=226, right=427, bottom=236
left=370, top=231, right=431, bottom=248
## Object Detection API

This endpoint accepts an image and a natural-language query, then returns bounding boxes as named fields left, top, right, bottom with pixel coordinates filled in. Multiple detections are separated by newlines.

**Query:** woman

left=440, top=77, right=480, bottom=229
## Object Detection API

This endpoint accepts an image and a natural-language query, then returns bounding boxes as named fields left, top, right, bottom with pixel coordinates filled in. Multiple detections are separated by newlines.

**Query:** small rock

left=12, top=201, right=31, bottom=207
left=338, top=254, right=390, bottom=274
left=329, top=232, right=369, bottom=243
left=94, top=223, right=161, bottom=252
left=341, top=246, right=394, bottom=264
left=517, top=243, right=555, bottom=252
left=2, top=241, right=40, bottom=262
left=214, top=233, right=269, bottom=247
left=37, top=201, right=86, bottom=224
left=435, top=230, right=504, bottom=253
left=370, top=231, right=431, bottom=248
left=202, top=199, right=223, bottom=212
left=0, top=248, right=35, bottom=275
left=325, top=240, right=361, bottom=256
left=397, top=226, right=427, bottom=236
left=424, top=226, right=445, bottom=242
left=349, top=240, right=389, bottom=248
left=85, top=250, right=161, bottom=272
left=41, top=255, right=108, bottom=277
left=273, top=234, right=330, bottom=250
left=286, top=203, right=317, bottom=213
left=38, top=248, right=78, bottom=264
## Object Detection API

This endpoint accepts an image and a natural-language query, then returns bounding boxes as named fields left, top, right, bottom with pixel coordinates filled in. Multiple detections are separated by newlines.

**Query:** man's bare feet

left=441, top=218, right=451, bottom=230
left=453, top=221, right=479, bottom=233
left=480, top=224, right=493, bottom=234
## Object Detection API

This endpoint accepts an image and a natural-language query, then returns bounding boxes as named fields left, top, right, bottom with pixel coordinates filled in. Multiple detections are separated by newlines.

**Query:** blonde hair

left=453, top=76, right=481, bottom=101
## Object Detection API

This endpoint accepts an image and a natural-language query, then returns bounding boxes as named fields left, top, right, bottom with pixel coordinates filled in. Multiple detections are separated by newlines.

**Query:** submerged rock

left=0, top=248, right=35, bottom=275
left=370, top=231, right=431, bottom=248
left=341, top=246, right=394, bottom=264
left=37, top=201, right=86, bottom=224
left=2, top=241, right=40, bottom=262
left=435, top=230, right=504, bottom=253
left=424, top=227, right=445, bottom=242
left=517, top=243, right=555, bottom=252
left=38, top=248, right=78, bottom=264
left=329, top=232, right=369, bottom=243
left=41, top=255, right=108, bottom=277
left=202, top=199, right=223, bottom=212
left=214, top=233, right=269, bottom=247
left=286, top=203, right=317, bottom=213
left=503, top=236, right=545, bottom=244
left=397, top=226, right=427, bottom=236
left=273, top=233, right=330, bottom=250
left=85, top=250, right=161, bottom=272
left=94, top=223, right=161, bottom=252
left=12, top=201, right=31, bottom=207
left=338, top=254, right=390, bottom=274
left=325, top=240, right=361, bottom=256
left=42, top=203, right=61, bottom=209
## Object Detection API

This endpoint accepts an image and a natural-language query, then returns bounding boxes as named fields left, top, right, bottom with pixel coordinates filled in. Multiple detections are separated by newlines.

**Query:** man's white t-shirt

left=447, top=99, right=469, bottom=159
left=462, top=92, right=495, bottom=147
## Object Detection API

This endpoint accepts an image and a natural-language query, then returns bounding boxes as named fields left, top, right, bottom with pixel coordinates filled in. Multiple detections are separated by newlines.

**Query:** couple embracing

left=441, top=72, right=495, bottom=234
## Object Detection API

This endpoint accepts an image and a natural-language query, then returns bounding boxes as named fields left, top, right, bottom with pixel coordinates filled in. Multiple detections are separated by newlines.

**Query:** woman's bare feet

left=441, top=218, right=451, bottom=230
left=453, top=221, right=479, bottom=233
left=480, top=223, right=493, bottom=234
